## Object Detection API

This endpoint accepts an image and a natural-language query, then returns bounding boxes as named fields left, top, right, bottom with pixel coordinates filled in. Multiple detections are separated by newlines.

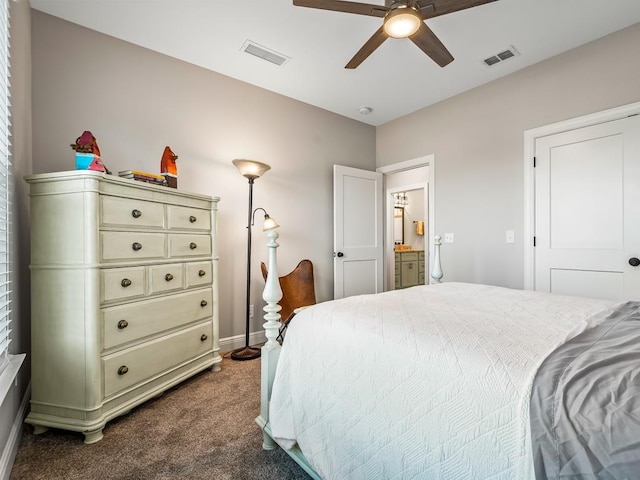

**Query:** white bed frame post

left=431, top=235, right=443, bottom=283
left=256, top=229, right=283, bottom=450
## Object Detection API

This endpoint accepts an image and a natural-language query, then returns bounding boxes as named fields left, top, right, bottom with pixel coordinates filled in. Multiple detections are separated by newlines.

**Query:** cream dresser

left=24, top=170, right=221, bottom=443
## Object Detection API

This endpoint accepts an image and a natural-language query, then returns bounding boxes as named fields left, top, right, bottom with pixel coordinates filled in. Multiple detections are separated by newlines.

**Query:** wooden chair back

left=260, top=259, right=316, bottom=324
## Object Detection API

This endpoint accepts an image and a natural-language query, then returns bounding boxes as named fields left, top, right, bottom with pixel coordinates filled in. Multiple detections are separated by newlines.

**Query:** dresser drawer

left=167, top=205, right=211, bottom=232
left=169, top=234, right=211, bottom=258
left=101, top=232, right=166, bottom=262
left=401, top=252, right=419, bottom=262
left=103, top=321, right=213, bottom=397
left=102, top=288, right=213, bottom=350
left=186, top=261, right=212, bottom=288
left=149, top=263, right=184, bottom=295
left=101, top=196, right=165, bottom=229
left=102, top=267, right=146, bottom=303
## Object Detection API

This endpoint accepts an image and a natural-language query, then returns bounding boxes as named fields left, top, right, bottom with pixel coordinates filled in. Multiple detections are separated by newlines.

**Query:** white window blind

left=0, top=0, right=12, bottom=378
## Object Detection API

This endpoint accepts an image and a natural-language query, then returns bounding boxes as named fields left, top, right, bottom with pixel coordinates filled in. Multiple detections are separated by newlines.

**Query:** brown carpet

left=11, top=353, right=310, bottom=480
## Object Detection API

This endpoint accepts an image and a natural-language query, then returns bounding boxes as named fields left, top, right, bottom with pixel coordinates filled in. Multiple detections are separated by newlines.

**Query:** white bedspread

left=268, top=282, right=616, bottom=479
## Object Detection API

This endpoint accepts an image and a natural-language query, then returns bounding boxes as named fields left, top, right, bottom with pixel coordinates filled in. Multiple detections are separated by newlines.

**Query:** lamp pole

left=232, top=176, right=261, bottom=360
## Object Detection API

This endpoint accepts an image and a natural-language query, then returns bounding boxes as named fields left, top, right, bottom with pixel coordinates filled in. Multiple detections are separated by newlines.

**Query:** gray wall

left=31, top=11, right=376, bottom=341
left=1, top=0, right=32, bottom=477
left=376, top=23, right=640, bottom=289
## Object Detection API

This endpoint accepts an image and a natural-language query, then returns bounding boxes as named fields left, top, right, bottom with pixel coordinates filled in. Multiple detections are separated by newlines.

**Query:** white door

left=534, top=114, right=640, bottom=301
left=333, top=165, right=383, bottom=299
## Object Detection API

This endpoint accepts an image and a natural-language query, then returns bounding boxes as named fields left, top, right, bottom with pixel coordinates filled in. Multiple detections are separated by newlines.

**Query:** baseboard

left=219, top=330, right=266, bottom=354
left=0, top=382, right=30, bottom=480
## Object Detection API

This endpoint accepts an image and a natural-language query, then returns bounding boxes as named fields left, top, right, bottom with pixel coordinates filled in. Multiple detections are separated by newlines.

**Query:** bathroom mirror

left=393, top=207, right=404, bottom=245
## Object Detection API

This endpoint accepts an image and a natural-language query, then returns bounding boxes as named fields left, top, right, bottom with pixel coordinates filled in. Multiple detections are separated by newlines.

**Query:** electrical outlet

left=506, top=230, right=515, bottom=244
left=249, top=304, right=254, bottom=318
left=444, top=233, right=454, bottom=243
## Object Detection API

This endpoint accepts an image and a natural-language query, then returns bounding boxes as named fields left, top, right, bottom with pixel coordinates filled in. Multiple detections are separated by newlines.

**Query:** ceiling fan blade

left=417, top=0, right=498, bottom=19
left=293, top=0, right=388, bottom=18
left=345, top=26, right=388, bottom=69
left=409, top=22, right=454, bottom=67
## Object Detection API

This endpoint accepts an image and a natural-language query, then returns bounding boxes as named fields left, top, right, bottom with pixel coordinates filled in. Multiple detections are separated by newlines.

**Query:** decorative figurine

left=70, top=130, right=110, bottom=173
left=160, top=146, right=178, bottom=188
left=70, top=130, right=101, bottom=156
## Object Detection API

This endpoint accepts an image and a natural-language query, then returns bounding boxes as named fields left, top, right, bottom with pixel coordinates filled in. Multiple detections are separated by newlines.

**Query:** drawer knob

left=189, top=215, right=197, bottom=223
left=165, top=273, right=174, bottom=281
left=117, top=319, right=129, bottom=329
left=132, top=242, right=143, bottom=251
left=200, top=334, right=208, bottom=342
left=131, top=209, right=142, bottom=218
left=198, top=269, right=206, bottom=277
left=118, top=365, right=129, bottom=376
left=121, top=278, right=132, bottom=288
left=200, top=300, right=208, bottom=307
left=190, top=242, right=197, bottom=250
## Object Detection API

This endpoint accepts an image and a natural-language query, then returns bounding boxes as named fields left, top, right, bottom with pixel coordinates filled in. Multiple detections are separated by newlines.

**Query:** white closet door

left=534, top=114, right=640, bottom=301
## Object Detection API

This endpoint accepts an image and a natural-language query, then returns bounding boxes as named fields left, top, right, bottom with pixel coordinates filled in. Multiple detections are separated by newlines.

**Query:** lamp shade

left=262, top=215, right=279, bottom=231
left=233, top=159, right=271, bottom=180
left=383, top=7, right=422, bottom=38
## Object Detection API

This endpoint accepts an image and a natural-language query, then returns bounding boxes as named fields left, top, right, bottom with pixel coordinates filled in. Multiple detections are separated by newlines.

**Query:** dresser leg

left=32, top=425, right=49, bottom=435
left=83, top=428, right=104, bottom=444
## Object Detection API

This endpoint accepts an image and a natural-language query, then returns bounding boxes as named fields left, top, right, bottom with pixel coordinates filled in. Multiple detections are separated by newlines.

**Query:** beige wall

left=377, top=23, right=640, bottom=289
left=26, top=10, right=640, bottom=343
left=31, top=11, right=376, bottom=341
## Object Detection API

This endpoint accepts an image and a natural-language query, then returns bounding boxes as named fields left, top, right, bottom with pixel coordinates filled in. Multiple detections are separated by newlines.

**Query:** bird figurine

left=160, top=146, right=178, bottom=188
left=70, top=130, right=101, bottom=156
left=70, top=130, right=110, bottom=174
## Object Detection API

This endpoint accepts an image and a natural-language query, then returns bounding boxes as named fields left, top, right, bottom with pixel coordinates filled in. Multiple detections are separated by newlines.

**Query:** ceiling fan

left=292, top=0, right=498, bottom=69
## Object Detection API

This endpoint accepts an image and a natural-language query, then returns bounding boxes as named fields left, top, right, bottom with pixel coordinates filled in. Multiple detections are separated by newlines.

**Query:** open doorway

left=390, top=188, right=427, bottom=289
left=377, top=155, right=434, bottom=292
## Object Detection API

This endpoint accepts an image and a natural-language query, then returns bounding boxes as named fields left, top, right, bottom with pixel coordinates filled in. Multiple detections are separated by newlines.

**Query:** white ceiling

left=29, top=0, right=640, bottom=126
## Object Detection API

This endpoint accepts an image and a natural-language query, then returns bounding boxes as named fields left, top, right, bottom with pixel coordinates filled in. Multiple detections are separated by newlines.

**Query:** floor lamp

left=231, top=159, right=279, bottom=361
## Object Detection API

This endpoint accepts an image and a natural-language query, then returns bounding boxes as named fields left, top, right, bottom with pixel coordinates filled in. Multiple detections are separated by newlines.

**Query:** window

left=0, top=0, right=22, bottom=396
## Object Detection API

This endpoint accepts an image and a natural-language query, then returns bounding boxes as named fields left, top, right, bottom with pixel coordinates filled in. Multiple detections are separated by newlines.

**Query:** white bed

left=255, top=232, right=622, bottom=479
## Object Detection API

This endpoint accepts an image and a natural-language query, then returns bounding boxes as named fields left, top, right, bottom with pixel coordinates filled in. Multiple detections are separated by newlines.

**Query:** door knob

left=336, top=252, right=344, bottom=258
left=629, top=257, right=640, bottom=267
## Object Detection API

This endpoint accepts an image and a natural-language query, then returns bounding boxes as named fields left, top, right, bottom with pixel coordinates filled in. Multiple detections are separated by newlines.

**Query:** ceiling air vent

left=483, top=46, right=519, bottom=67
left=241, top=40, right=289, bottom=66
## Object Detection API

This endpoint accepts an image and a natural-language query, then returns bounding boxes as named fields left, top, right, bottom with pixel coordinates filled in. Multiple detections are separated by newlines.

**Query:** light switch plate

left=506, top=230, right=515, bottom=244
left=444, top=233, right=454, bottom=243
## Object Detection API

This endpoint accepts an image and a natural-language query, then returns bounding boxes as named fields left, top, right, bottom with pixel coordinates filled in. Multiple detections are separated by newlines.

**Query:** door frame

left=378, top=155, right=435, bottom=291
left=523, top=101, right=640, bottom=290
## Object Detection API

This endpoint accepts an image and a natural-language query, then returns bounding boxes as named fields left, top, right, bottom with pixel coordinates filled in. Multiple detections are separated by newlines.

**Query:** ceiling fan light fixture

left=383, top=7, right=422, bottom=39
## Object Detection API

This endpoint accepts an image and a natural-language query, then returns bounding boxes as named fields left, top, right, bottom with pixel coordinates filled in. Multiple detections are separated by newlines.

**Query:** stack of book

left=118, top=170, right=168, bottom=186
